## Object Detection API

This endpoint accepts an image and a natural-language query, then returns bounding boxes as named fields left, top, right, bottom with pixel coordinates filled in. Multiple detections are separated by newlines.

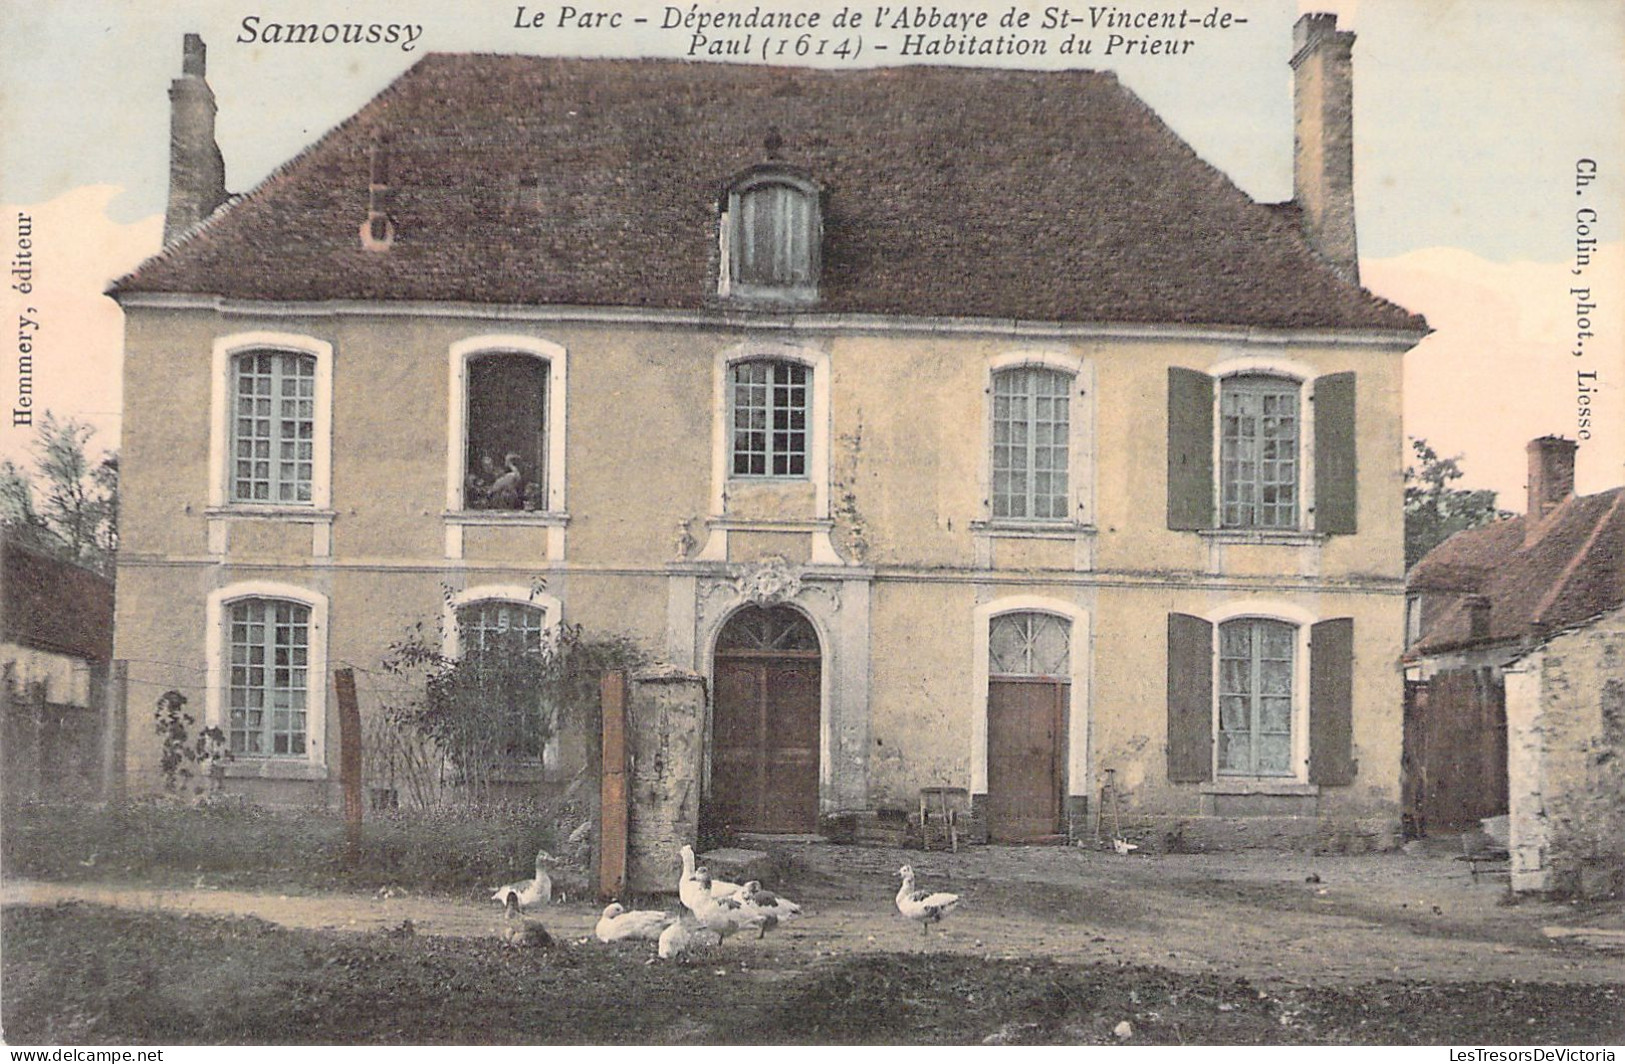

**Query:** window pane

left=1217, top=618, right=1296, bottom=777
left=730, top=360, right=807, bottom=479
left=230, top=352, right=316, bottom=505
left=991, top=368, right=1071, bottom=521
left=1220, top=377, right=1299, bottom=530
left=989, top=612, right=1070, bottom=677
left=228, top=598, right=310, bottom=758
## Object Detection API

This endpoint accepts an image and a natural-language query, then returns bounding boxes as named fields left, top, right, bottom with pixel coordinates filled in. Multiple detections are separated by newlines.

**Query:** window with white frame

left=455, top=599, right=554, bottom=764
left=227, top=598, right=311, bottom=757
left=1219, top=375, right=1300, bottom=530
left=731, top=359, right=808, bottom=478
left=989, top=611, right=1071, bottom=677
left=724, top=172, right=820, bottom=300
left=1217, top=617, right=1296, bottom=777
left=464, top=354, right=547, bottom=511
left=231, top=351, right=316, bottom=504
left=992, top=367, right=1072, bottom=520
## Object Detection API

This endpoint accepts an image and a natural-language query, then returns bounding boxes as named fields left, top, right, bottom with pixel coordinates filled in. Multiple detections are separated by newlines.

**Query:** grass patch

left=5, top=904, right=1622, bottom=1046
left=1, top=799, right=587, bottom=897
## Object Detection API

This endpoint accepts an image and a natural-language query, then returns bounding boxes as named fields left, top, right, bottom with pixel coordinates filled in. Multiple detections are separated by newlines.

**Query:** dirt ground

left=5, top=839, right=1621, bottom=988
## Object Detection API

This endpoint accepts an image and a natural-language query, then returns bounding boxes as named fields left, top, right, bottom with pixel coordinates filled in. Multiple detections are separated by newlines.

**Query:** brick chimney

left=164, top=34, right=228, bottom=244
left=1291, top=13, right=1359, bottom=285
left=1525, top=436, right=1578, bottom=526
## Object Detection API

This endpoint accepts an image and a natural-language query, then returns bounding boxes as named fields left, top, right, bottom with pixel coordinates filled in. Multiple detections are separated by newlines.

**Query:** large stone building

left=111, top=15, right=1425, bottom=846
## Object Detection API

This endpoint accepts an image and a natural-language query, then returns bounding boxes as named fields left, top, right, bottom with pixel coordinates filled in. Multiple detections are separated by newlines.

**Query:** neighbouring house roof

left=0, top=533, right=116, bottom=664
left=113, top=56, right=1425, bottom=333
left=1407, top=486, right=1625, bottom=657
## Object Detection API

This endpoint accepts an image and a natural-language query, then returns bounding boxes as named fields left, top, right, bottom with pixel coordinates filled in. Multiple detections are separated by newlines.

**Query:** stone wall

left=1507, top=606, right=1625, bottom=894
left=625, top=666, right=706, bottom=895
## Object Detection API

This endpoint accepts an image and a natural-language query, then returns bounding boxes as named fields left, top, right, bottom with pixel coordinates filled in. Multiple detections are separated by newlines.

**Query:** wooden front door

left=710, top=607, right=821, bottom=833
left=987, top=677, right=1066, bottom=842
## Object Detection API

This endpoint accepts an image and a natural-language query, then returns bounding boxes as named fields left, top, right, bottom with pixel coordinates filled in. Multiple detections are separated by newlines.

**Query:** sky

left=1, top=0, right=1621, bottom=504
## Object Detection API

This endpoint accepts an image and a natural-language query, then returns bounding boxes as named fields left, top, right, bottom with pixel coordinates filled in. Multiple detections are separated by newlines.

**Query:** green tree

left=0, top=412, right=118, bottom=574
left=1404, top=437, right=1508, bottom=570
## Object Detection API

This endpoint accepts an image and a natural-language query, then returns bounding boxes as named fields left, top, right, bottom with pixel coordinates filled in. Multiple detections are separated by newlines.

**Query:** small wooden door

left=987, top=677, right=1066, bottom=842
left=711, top=607, right=821, bottom=834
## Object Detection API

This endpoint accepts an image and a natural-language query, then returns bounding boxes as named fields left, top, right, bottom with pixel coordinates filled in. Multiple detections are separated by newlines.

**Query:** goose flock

left=492, top=843, right=964, bottom=957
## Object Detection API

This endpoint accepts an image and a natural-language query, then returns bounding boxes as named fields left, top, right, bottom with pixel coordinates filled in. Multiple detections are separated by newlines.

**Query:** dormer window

left=722, top=170, right=821, bottom=302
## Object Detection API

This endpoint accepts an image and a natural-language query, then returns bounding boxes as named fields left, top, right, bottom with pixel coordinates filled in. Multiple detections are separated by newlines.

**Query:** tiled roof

left=1407, top=486, right=1625, bottom=655
left=115, top=56, right=1425, bottom=332
left=1, top=534, right=115, bottom=662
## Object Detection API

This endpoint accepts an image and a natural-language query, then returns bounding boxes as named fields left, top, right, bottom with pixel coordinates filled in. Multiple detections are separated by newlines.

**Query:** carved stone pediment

left=698, top=557, right=840, bottom=619
left=734, top=556, right=803, bottom=605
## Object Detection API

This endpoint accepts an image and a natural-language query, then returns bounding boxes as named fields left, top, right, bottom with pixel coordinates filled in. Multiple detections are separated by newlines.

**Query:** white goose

left=684, top=867, right=762, bottom=941
left=734, top=880, right=803, bottom=939
left=492, top=849, right=554, bottom=910
left=595, top=903, right=676, bottom=943
left=657, top=915, right=720, bottom=961
left=896, top=864, right=960, bottom=936
left=678, top=844, right=743, bottom=906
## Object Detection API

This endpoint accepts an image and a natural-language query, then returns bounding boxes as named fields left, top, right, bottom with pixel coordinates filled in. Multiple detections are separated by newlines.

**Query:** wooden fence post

left=599, top=669, right=628, bottom=900
left=334, top=668, right=363, bottom=864
left=25, top=680, right=47, bottom=799
left=102, top=660, right=128, bottom=804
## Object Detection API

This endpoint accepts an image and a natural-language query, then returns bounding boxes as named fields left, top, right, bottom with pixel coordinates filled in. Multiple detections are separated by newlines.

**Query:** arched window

left=230, top=350, right=316, bottom=504
left=724, top=170, right=821, bottom=301
left=992, top=367, right=1072, bottom=521
left=730, top=359, right=809, bottom=478
left=464, top=353, right=547, bottom=511
left=226, top=598, right=311, bottom=756
left=448, top=592, right=558, bottom=766
left=1217, top=617, right=1296, bottom=777
left=715, top=604, right=821, bottom=653
left=456, top=599, right=547, bottom=657
left=1219, top=375, right=1300, bottom=530
left=989, top=611, right=1071, bottom=677
left=206, top=580, right=329, bottom=769
left=446, top=336, right=567, bottom=522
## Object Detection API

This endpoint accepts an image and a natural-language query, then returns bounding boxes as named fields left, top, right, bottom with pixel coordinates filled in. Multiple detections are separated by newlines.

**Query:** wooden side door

left=710, top=658, right=763, bottom=831
left=987, top=678, right=1066, bottom=842
left=710, top=653, right=821, bottom=833
left=761, top=659, right=821, bottom=832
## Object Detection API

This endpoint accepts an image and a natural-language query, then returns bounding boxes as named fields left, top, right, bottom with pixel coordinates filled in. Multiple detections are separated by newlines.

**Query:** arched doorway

left=710, top=605, right=822, bottom=833
left=987, top=611, right=1070, bottom=843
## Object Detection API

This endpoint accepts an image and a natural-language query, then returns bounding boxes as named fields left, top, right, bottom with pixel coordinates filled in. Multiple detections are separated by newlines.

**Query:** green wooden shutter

left=1167, top=612, right=1214, bottom=782
left=1309, top=617, right=1357, bottom=785
left=1167, top=367, right=1215, bottom=530
left=1313, top=372, right=1357, bottom=535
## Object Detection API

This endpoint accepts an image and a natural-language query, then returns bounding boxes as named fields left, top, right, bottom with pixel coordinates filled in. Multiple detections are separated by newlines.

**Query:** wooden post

left=25, top=680, right=47, bottom=799
left=334, top=668, right=363, bottom=864
left=599, top=669, right=628, bottom=900
left=102, top=660, right=128, bottom=804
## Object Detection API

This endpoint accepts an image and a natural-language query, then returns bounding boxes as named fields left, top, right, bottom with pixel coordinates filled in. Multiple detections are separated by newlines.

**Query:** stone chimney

left=1291, top=13, right=1359, bottom=285
left=164, top=34, right=228, bottom=244
left=1526, top=436, right=1578, bottom=526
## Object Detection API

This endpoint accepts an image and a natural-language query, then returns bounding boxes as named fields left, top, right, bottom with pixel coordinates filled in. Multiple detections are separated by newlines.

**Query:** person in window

left=466, top=453, right=498, bottom=509
left=487, top=452, right=524, bottom=510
